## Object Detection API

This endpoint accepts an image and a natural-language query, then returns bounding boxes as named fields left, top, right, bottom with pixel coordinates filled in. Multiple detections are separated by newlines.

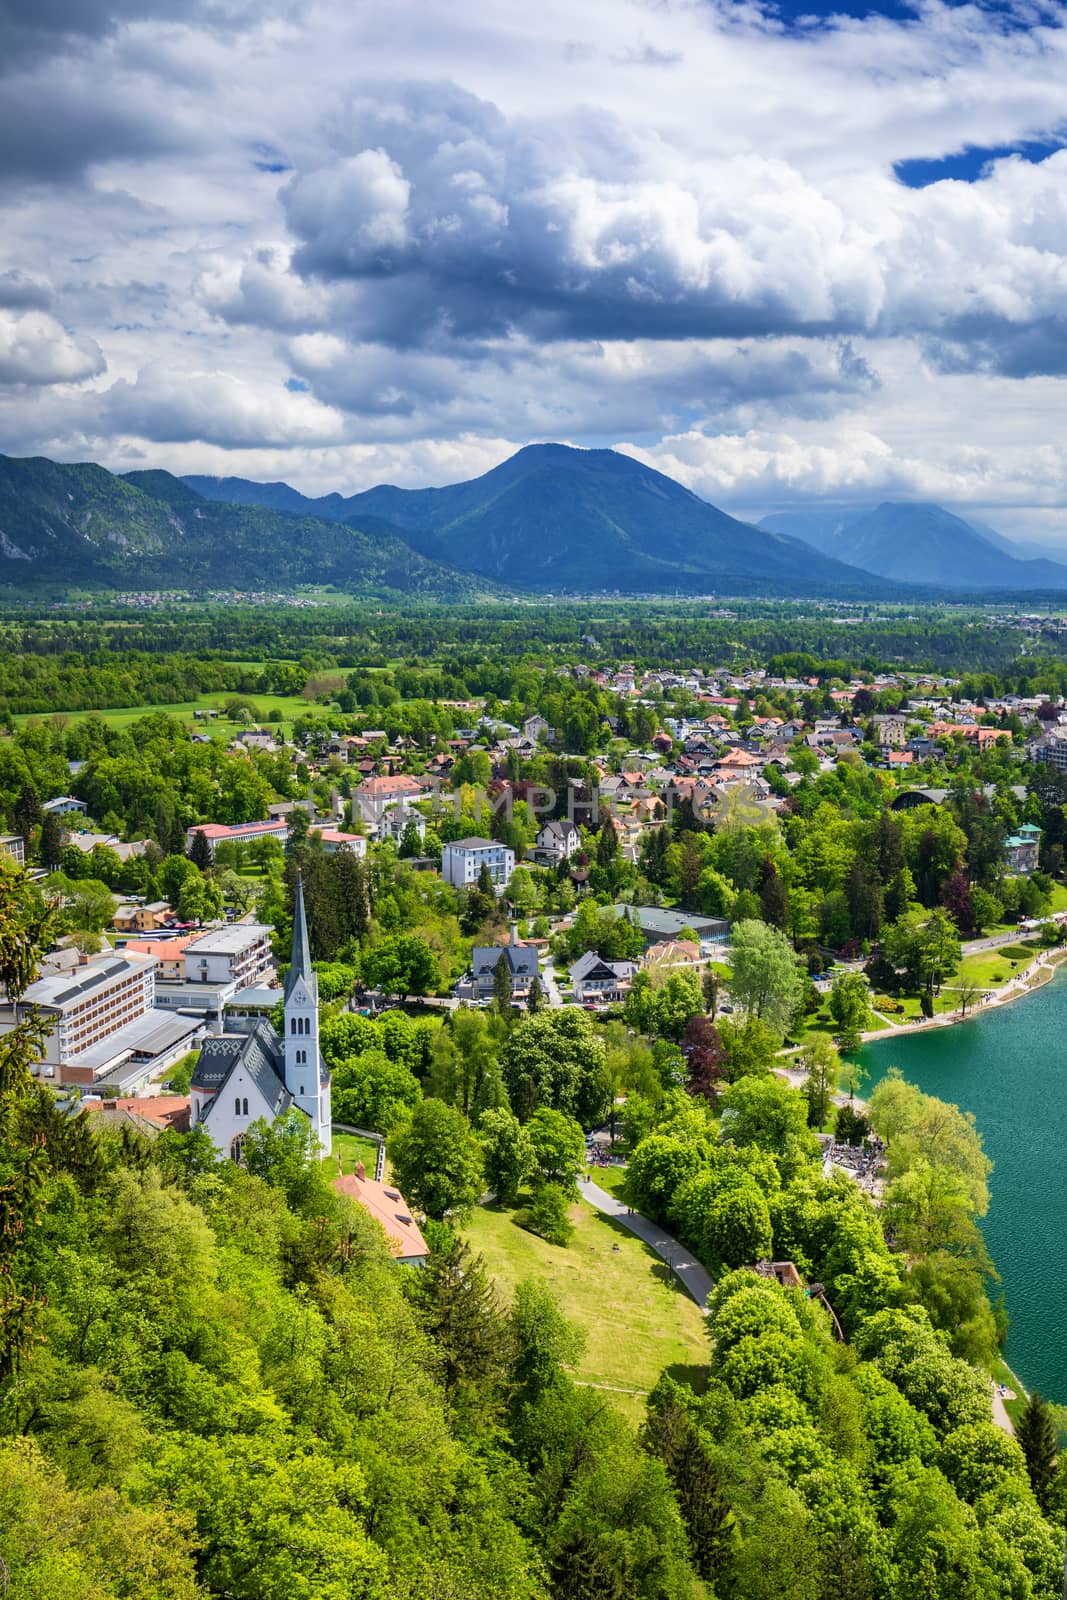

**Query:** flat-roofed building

left=442, top=836, right=514, bottom=890
left=0, top=948, right=199, bottom=1088
left=185, top=819, right=289, bottom=858
left=183, top=923, right=273, bottom=988
left=0, top=834, right=24, bottom=865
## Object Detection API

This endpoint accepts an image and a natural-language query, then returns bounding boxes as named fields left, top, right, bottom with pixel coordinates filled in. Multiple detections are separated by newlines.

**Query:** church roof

left=285, top=871, right=317, bottom=1004
left=192, top=1020, right=293, bottom=1119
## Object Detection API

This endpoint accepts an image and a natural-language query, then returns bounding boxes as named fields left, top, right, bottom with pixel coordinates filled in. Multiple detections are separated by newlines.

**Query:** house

left=441, top=837, right=514, bottom=891
left=63, top=831, right=147, bottom=864
left=113, top=900, right=172, bottom=935
left=125, top=934, right=194, bottom=980
left=1004, top=823, right=1041, bottom=876
left=188, top=875, right=330, bottom=1161
left=1029, top=734, right=1067, bottom=773
left=643, top=939, right=702, bottom=969
left=183, top=923, right=274, bottom=988
left=0, top=948, right=199, bottom=1090
left=569, top=950, right=636, bottom=1005
left=465, top=927, right=540, bottom=1002
left=377, top=805, right=427, bottom=846
left=352, top=774, right=431, bottom=824
left=536, top=818, right=581, bottom=862
left=43, top=796, right=88, bottom=816
left=871, top=714, right=907, bottom=748
left=333, top=1167, right=428, bottom=1264
left=0, top=834, right=24, bottom=865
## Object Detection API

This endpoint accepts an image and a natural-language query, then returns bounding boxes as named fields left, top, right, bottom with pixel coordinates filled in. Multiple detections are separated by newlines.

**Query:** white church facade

left=190, top=874, right=331, bottom=1161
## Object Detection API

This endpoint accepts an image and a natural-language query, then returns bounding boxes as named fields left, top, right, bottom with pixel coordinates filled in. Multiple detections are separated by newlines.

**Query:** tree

left=493, top=949, right=513, bottom=1014
left=38, top=809, right=64, bottom=870
left=478, top=1106, right=534, bottom=1203
left=361, top=933, right=441, bottom=1002
left=703, top=1185, right=773, bottom=1269
left=1016, top=1390, right=1059, bottom=1511
left=798, top=1034, right=841, bottom=1129
left=701, top=965, right=720, bottom=1018
left=519, top=1181, right=574, bottom=1247
left=13, top=784, right=41, bottom=840
left=596, top=815, right=619, bottom=868
left=828, top=971, right=872, bottom=1050
left=728, top=919, right=804, bottom=1034
left=680, top=1014, right=728, bottom=1101
left=387, top=1098, right=484, bottom=1220
left=719, top=1075, right=811, bottom=1155
left=526, top=1106, right=586, bottom=1191
left=502, top=1010, right=609, bottom=1127
left=409, top=1235, right=512, bottom=1410
left=64, top=876, right=116, bottom=934
left=527, top=973, right=545, bottom=1013
left=177, top=873, right=223, bottom=926
left=187, top=827, right=213, bottom=872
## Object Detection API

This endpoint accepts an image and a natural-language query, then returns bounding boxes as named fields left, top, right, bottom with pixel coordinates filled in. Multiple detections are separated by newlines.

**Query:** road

left=582, top=1178, right=715, bottom=1309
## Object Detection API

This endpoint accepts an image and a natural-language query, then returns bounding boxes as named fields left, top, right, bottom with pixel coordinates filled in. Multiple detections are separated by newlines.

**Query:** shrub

left=516, top=1181, right=574, bottom=1247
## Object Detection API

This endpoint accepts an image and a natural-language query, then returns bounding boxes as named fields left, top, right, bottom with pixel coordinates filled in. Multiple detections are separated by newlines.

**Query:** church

left=189, top=875, right=331, bottom=1161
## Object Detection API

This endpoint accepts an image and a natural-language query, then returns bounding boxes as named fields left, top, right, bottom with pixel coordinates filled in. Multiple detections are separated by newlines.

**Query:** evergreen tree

left=38, top=809, right=64, bottom=870
left=13, top=784, right=41, bottom=841
left=187, top=827, right=213, bottom=873
left=410, top=1236, right=512, bottom=1411
left=527, top=973, right=545, bottom=1013
left=477, top=861, right=494, bottom=896
left=758, top=856, right=788, bottom=930
left=494, top=950, right=513, bottom=1014
left=1017, top=1390, right=1059, bottom=1510
left=596, top=815, right=619, bottom=868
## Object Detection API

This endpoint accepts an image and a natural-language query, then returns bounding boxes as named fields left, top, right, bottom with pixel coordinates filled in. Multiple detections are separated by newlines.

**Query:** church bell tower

left=283, top=872, right=330, bottom=1155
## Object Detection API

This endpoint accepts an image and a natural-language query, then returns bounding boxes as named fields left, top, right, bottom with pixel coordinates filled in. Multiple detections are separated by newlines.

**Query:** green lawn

left=992, top=1355, right=1027, bottom=1431
left=329, top=1130, right=384, bottom=1178
left=464, top=1195, right=708, bottom=1423
left=14, top=689, right=331, bottom=737
left=585, top=1162, right=629, bottom=1196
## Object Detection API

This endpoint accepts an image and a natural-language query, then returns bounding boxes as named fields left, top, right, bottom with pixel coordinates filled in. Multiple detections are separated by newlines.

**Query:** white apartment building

left=441, top=836, right=515, bottom=891
left=183, top=923, right=274, bottom=987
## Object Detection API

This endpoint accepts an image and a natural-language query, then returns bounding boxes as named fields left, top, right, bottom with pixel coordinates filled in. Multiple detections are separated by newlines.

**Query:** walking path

left=582, top=1178, right=715, bottom=1310
left=992, top=1381, right=1018, bottom=1436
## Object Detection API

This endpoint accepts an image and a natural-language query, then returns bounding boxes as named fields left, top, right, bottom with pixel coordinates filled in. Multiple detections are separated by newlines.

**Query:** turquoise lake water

left=855, top=966, right=1067, bottom=1401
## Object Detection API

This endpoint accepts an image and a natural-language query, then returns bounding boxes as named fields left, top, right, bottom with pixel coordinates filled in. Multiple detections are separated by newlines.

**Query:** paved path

left=992, top=1381, right=1017, bottom=1436
left=582, top=1179, right=715, bottom=1309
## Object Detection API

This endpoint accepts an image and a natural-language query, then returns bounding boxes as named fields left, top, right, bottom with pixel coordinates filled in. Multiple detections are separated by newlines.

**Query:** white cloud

left=0, top=309, right=104, bottom=385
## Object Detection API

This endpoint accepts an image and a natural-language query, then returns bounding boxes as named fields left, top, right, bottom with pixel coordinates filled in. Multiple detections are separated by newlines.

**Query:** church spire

left=285, top=871, right=313, bottom=1000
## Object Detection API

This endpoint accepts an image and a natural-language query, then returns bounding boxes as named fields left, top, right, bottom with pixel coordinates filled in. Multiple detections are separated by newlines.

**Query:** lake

left=855, top=966, right=1067, bottom=1403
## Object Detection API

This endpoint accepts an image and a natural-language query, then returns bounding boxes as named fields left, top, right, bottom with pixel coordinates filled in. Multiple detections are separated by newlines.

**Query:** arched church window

left=235, top=1096, right=241, bottom=1115
left=242, top=1098, right=248, bottom=1115
left=291, top=1017, right=297, bottom=1034
left=230, top=1132, right=246, bottom=1163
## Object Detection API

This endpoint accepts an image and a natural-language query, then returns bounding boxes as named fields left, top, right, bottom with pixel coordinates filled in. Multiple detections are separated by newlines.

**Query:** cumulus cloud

left=0, top=310, right=104, bottom=385
left=97, top=365, right=346, bottom=447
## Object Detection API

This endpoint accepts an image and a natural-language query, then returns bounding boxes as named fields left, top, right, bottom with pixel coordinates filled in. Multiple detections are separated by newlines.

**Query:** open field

left=464, top=1193, right=708, bottom=1423
left=14, top=690, right=333, bottom=735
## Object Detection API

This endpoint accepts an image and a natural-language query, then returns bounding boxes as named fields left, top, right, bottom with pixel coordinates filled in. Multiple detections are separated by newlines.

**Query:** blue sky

left=2, top=0, right=1067, bottom=538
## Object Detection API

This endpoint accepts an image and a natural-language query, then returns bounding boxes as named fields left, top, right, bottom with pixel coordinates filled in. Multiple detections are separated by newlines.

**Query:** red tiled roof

left=333, top=1171, right=429, bottom=1259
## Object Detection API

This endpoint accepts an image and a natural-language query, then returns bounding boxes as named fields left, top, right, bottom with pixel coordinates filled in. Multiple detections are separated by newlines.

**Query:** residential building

left=43, top=796, right=88, bottom=816
left=1, top=948, right=199, bottom=1089
left=333, top=1168, right=428, bottom=1264
left=464, top=927, right=540, bottom=1002
left=113, top=900, right=171, bottom=934
left=569, top=950, right=636, bottom=1005
left=871, top=714, right=907, bottom=748
left=535, top=818, right=581, bottom=862
left=189, top=875, right=330, bottom=1161
left=1030, top=734, right=1067, bottom=773
left=0, top=834, right=24, bottom=865
left=442, top=836, right=514, bottom=891
left=1004, top=823, right=1041, bottom=876
left=314, top=828, right=367, bottom=857
left=377, top=805, right=426, bottom=846
left=643, top=939, right=702, bottom=969
left=125, top=934, right=194, bottom=980
left=183, top=923, right=273, bottom=988
left=352, top=774, right=430, bottom=824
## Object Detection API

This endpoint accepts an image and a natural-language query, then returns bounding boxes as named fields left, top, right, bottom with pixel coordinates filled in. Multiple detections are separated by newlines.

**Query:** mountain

left=0, top=455, right=479, bottom=598
left=186, top=444, right=896, bottom=596
left=759, top=501, right=1067, bottom=590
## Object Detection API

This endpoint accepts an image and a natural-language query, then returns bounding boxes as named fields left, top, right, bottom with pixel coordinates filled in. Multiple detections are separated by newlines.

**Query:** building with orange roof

left=333, top=1167, right=429, bottom=1264
left=126, top=934, right=193, bottom=980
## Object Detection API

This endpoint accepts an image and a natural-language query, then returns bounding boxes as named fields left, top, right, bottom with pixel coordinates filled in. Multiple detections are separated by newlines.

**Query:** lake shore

left=857, top=945, right=1067, bottom=1044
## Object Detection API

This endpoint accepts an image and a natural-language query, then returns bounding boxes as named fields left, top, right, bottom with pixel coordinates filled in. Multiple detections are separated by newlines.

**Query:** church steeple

left=285, top=871, right=316, bottom=1003
left=281, top=869, right=329, bottom=1156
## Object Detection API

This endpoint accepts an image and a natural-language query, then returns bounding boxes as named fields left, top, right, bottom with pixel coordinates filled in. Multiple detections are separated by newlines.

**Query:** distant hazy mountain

left=0, top=455, right=478, bottom=597
left=187, top=443, right=892, bottom=596
left=760, top=501, right=1067, bottom=590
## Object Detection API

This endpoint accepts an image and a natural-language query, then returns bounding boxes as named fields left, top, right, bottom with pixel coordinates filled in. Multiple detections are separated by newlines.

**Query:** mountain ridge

left=760, top=500, right=1067, bottom=589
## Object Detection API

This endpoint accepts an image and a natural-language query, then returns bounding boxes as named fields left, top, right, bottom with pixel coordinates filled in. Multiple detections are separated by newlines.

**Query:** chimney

left=509, top=921, right=518, bottom=947
left=355, top=1160, right=366, bottom=1180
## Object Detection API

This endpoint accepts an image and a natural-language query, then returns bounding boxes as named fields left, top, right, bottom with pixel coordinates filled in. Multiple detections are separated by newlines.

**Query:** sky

left=4, top=0, right=1067, bottom=539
